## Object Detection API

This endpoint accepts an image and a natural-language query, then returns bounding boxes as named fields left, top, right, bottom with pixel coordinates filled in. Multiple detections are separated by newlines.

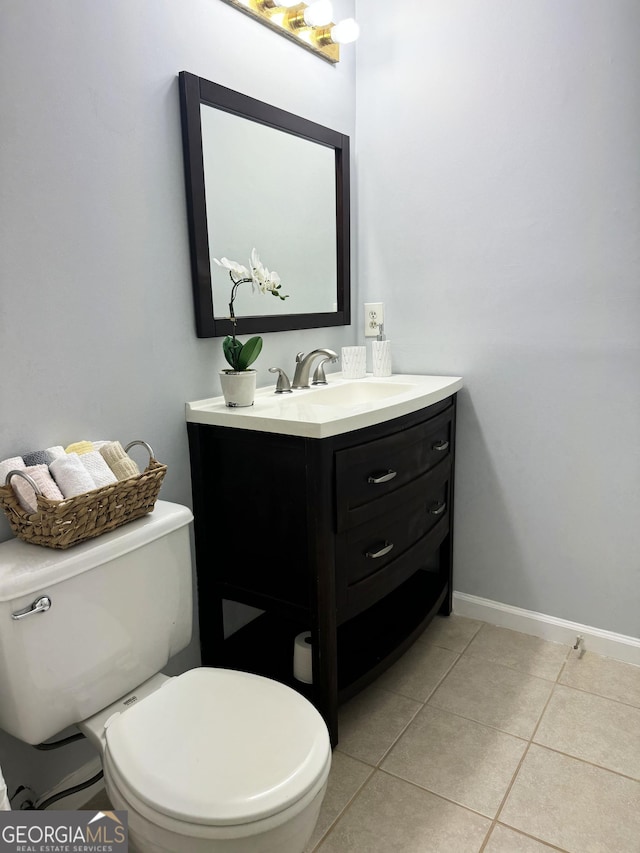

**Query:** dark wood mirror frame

left=179, top=71, right=351, bottom=338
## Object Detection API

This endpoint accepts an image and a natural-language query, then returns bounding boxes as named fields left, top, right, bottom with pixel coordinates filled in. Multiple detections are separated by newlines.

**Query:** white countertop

left=186, top=373, right=463, bottom=439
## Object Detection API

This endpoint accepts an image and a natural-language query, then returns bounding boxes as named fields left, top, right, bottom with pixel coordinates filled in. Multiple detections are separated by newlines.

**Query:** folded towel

left=0, top=456, right=26, bottom=487
left=99, top=440, right=127, bottom=467
left=65, top=440, right=94, bottom=456
left=91, top=440, right=110, bottom=450
left=99, top=441, right=141, bottom=479
left=80, top=451, right=117, bottom=488
left=9, top=465, right=64, bottom=513
left=23, top=450, right=50, bottom=467
left=110, top=458, right=141, bottom=481
left=45, top=445, right=66, bottom=462
left=50, top=453, right=97, bottom=498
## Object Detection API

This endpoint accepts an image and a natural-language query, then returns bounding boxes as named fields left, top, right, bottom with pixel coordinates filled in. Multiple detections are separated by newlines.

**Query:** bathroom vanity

left=186, top=374, right=462, bottom=745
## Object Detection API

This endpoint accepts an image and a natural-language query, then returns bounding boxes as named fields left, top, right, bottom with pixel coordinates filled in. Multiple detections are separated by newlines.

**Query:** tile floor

left=308, top=616, right=640, bottom=853
left=84, top=616, right=640, bottom=853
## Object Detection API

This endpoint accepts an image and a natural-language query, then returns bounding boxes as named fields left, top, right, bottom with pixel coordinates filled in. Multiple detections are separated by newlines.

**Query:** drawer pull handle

left=365, top=541, right=394, bottom=559
left=430, top=501, right=447, bottom=516
left=367, top=469, right=397, bottom=484
left=432, top=440, right=449, bottom=452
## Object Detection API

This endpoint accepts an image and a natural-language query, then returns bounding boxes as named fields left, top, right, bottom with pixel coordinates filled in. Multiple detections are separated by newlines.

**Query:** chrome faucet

left=292, top=349, right=338, bottom=389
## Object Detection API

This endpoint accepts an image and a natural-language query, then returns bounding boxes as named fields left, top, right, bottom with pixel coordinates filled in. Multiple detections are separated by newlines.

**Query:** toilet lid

left=104, top=668, right=331, bottom=826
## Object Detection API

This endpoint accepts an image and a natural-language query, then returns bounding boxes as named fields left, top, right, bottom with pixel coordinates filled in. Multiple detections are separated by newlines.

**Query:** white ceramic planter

left=219, top=369, right=257, bottom=407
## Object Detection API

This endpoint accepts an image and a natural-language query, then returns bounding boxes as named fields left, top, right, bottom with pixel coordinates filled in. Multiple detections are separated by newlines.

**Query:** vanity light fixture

left=314, top=16, right=360, bottom=46
left=220, top=0, right=359, bottom=64
left=257, top=0, right=300, bottom=7
left=286, top=0, right=333, bottom=28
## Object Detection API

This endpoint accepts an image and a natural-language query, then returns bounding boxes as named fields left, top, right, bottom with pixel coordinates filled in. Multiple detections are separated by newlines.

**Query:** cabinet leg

left=439, top=587, right=453, bottom=616
left=438, top=535, right=453, bottom=616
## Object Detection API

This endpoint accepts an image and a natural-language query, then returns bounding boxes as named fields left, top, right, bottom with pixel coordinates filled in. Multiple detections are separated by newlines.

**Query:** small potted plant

left=214, top=249, right=288, bottom=407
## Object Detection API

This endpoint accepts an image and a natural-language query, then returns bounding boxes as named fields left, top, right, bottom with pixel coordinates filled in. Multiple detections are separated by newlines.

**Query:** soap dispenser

left=372, top=323, right=392, bottom=377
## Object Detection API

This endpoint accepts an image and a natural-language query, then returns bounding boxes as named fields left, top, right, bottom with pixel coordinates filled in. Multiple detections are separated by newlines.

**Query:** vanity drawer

left=336, top=510, right=450, bottom=622
left=335, top=406, right=453, bottom=532
left=336, top=470, right=450, bottom=619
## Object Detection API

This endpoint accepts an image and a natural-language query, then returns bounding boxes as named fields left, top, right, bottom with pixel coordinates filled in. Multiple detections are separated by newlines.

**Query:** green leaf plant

left=222, top=334, right=263, bottom=371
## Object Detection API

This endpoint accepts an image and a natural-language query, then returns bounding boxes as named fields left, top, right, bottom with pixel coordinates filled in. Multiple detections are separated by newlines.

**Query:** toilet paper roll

left=293, top=631, right=313, bottom=684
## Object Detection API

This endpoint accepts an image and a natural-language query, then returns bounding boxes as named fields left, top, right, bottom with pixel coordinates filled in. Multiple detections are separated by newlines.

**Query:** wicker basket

left=0, top=441, right=167, bottom=549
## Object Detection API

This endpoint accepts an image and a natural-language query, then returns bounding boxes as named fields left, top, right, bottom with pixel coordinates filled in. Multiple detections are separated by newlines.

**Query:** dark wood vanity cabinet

left=187, top=394, right=457, bottom=745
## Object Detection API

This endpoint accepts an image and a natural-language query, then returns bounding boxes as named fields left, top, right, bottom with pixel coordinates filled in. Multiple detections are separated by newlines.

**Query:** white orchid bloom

left=213, top=257, right=250, bottom=279
left=250, top=248, right=262, bottom=274
left=250, top=249, right=282, bottom=294
left=262, top=270, right=281, bottom=295
left=217, top=249, right=287, bottom=328
left=249, top=248, right=267, bottom=290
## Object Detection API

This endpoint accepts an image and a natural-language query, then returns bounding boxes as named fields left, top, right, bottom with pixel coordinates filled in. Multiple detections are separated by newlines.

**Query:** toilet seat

left=104, top=747, right=329, bottom=843
left=103, top=667, right=331, bottom=830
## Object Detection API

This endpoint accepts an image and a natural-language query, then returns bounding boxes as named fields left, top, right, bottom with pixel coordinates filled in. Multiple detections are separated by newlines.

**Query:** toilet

left=0, top=501, right=331, bottom=852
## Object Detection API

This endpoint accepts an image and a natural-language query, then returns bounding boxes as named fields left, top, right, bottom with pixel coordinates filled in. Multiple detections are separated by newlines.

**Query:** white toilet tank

left=0, top=501, right=194, bottom=745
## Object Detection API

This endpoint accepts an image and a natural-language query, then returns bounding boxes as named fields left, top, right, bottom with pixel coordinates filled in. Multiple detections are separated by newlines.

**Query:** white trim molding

left=453, top=592, right=640, bottom=667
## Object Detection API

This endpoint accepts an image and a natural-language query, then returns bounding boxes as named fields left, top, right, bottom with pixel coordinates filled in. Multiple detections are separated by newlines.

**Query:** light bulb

left=303, top=0, right=333, bottom=27
left=329, top=17, right=359, bottom=44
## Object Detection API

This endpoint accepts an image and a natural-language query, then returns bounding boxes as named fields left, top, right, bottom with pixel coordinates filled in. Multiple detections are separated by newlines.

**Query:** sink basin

left=301, top=381, right=415, bottom=407
left=186, top=373, right=463, bottom=439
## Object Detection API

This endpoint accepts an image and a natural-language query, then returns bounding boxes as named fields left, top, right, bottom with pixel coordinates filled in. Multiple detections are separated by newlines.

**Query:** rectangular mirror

left=179, top=72, right=351, bottom=338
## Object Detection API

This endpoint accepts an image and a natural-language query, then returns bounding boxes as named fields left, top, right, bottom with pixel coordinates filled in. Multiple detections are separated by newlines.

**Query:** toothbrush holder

left=341, top=346, right=367, bottom=379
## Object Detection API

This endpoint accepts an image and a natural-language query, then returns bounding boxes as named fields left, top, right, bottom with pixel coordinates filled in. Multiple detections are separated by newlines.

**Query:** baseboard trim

left=37, top=757, right=104, bottom=811
left=453, top=592, right=640, bottom=667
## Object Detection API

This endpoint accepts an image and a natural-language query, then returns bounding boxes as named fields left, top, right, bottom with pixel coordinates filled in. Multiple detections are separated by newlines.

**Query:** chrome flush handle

left=11, top=596, right=52, bottom=620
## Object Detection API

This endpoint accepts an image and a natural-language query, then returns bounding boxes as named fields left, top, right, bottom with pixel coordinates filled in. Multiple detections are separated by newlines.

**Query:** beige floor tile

left=560, top=650, right=640, bottom=708
left=306, top=752, right=373, bottom=851
left=374, top=639, right=458, bottom=702
left=421, top=613, right=483, bottom=653
left=500, top=744, right=640, bottom=853
left=429, top=656, right=553, bottom=739
left=534, top=684, right=640, bottom=780
left=485, top=824, right=566, bottom=852
left=316, top=770, right=491, bottom=852
left=464, top=624, right=569, bottom=681
left=381, top=705, right=527, bottom=817
left=336, top=685, right=422, bottom=765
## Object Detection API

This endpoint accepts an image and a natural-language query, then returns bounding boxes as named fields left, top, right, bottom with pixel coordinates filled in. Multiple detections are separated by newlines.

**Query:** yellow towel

left=65, top=440, right=94, bottom=456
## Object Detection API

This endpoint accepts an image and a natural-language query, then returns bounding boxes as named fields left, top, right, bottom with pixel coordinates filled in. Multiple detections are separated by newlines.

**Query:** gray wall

left=0, top=0, right=355, bottom=800
left=356, top=0, right=640, bottom=637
